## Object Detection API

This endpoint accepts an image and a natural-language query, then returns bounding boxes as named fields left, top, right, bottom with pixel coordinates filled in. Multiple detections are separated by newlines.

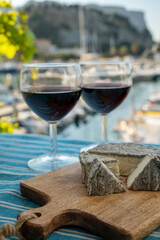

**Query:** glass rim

left=80, top=61, right=131, bottom=66
left=21, top=62, right=80, bottom=68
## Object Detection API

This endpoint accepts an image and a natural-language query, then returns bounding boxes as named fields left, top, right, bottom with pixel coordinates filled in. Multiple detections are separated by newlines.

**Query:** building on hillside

left=35, top=38, right=81, bottom=56
left=35, top=39, right=56, bottom=55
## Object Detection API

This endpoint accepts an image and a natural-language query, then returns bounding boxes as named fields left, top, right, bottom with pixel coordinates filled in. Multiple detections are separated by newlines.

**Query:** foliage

left=118, top=45, right=128, bottom=56
left=130, top=43, right=139, bottom=55
left=0, top=0, right=35, bottom=61
left=103, top=42, right=144, bottom=57
left=109, top=47, right=117, bottom=57
left=0, top=116, right=19, bottom=133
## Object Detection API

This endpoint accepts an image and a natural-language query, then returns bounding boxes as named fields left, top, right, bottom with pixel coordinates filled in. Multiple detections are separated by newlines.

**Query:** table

left=0, top=133, right=159, bottom=240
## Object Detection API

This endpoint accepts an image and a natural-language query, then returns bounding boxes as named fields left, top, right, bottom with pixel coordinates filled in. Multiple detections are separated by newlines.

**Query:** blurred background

left=0, top=0, right=160, bottom=144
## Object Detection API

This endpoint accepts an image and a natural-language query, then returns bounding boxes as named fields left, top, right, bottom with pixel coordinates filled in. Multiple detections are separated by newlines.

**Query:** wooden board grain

left=19, top=163, right=160, bottom=240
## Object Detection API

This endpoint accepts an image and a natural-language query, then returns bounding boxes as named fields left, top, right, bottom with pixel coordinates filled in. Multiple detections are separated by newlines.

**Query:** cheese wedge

left=87, top=158, right=125, bottom=196
left=127, top=155, right=160, bottom=191
left=79, top=151, right=119, bottom=184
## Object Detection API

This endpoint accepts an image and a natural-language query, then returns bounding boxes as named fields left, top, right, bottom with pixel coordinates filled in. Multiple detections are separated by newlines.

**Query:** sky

left=11, top=0, right=160, bottom=42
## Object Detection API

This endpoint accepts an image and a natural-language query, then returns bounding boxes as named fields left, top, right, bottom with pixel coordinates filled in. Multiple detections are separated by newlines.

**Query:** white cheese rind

left=88, top=143, right=160, bottom=176
left=87, top=158, right=125, bottom=196
left=127, top=155, right=160, bottom=191
left=79, top=152, right=119, bottom=184
left=89, top=143, right=160, bottom=157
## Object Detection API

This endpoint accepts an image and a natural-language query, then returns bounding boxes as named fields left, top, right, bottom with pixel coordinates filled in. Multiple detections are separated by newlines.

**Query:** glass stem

left=101, top=114, right=107, bottom=143
left=49, top=123, right=58, bottom=159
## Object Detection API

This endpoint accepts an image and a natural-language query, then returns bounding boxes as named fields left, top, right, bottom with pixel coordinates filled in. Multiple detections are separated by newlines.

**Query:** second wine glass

left=80, top=61, right=132, bottom=147
left=20, top=63, right=81, bottom=172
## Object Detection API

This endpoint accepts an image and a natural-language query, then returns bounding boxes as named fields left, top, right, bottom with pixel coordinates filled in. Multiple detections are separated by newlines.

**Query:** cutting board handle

left=18, top=205, right=131, bottom=240
left=18, top=206, right=93, bottom=240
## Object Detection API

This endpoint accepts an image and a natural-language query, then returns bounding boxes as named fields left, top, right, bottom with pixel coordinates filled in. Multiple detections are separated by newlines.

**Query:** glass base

left=28, top=153, right=79, bottom=173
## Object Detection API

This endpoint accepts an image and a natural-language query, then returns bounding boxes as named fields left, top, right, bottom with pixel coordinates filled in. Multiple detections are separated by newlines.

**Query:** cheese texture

left=87, top=158, right=125, bottom=196
left=79, top=151, right=119, bottom=184
left=127, top=155, right=160, bottom=191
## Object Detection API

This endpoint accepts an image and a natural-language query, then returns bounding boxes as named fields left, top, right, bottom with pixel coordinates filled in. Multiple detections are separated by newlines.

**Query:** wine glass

left=20, top=63, right=81, bottom=172
left=80, top=61, right=132, bottom=149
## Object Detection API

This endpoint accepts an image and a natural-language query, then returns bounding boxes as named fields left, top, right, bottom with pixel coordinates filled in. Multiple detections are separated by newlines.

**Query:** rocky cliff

left=23, top=1, right=153, bottom=53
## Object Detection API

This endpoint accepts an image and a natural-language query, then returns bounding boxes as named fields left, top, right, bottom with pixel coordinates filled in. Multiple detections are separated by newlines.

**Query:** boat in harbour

left=114, top=91, right=160, bottom=144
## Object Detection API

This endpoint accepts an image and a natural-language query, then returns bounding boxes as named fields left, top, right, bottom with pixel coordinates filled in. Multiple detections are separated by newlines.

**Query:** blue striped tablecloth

left=0, top=133, right=160, bottom=240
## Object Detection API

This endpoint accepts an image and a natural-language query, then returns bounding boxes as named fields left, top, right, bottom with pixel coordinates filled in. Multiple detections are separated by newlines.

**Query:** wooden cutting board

left=19, top=163, right=160, bottom=240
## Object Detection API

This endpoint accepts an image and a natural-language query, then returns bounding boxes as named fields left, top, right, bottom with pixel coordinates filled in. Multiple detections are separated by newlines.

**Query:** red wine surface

left=22, top=86, right=81, bottom=122
left=82, top=83, right=130, bottom=114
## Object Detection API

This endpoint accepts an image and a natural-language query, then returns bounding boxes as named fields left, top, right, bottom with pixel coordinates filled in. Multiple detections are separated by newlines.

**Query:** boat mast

left=79, top=5, right=87, bottom=55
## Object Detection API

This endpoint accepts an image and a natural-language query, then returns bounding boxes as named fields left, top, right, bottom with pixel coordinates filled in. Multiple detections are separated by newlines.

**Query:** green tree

left=0, top=0, right=35, bottom=62
left=130, top=43, right=139, bottom=55
left=119, top=45, right=128, bottom=56
left=109, top=47, right=117, bottom=57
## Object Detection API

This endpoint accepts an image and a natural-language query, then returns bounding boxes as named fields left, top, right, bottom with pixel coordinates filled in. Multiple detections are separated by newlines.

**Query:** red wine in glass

left=20, top=62, right=82, bottom=172
left=80, top=61, right=132, bottom=151
left=82, top=83, right=130, bottom=114
left=22, top=86, right=81, bottom=122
